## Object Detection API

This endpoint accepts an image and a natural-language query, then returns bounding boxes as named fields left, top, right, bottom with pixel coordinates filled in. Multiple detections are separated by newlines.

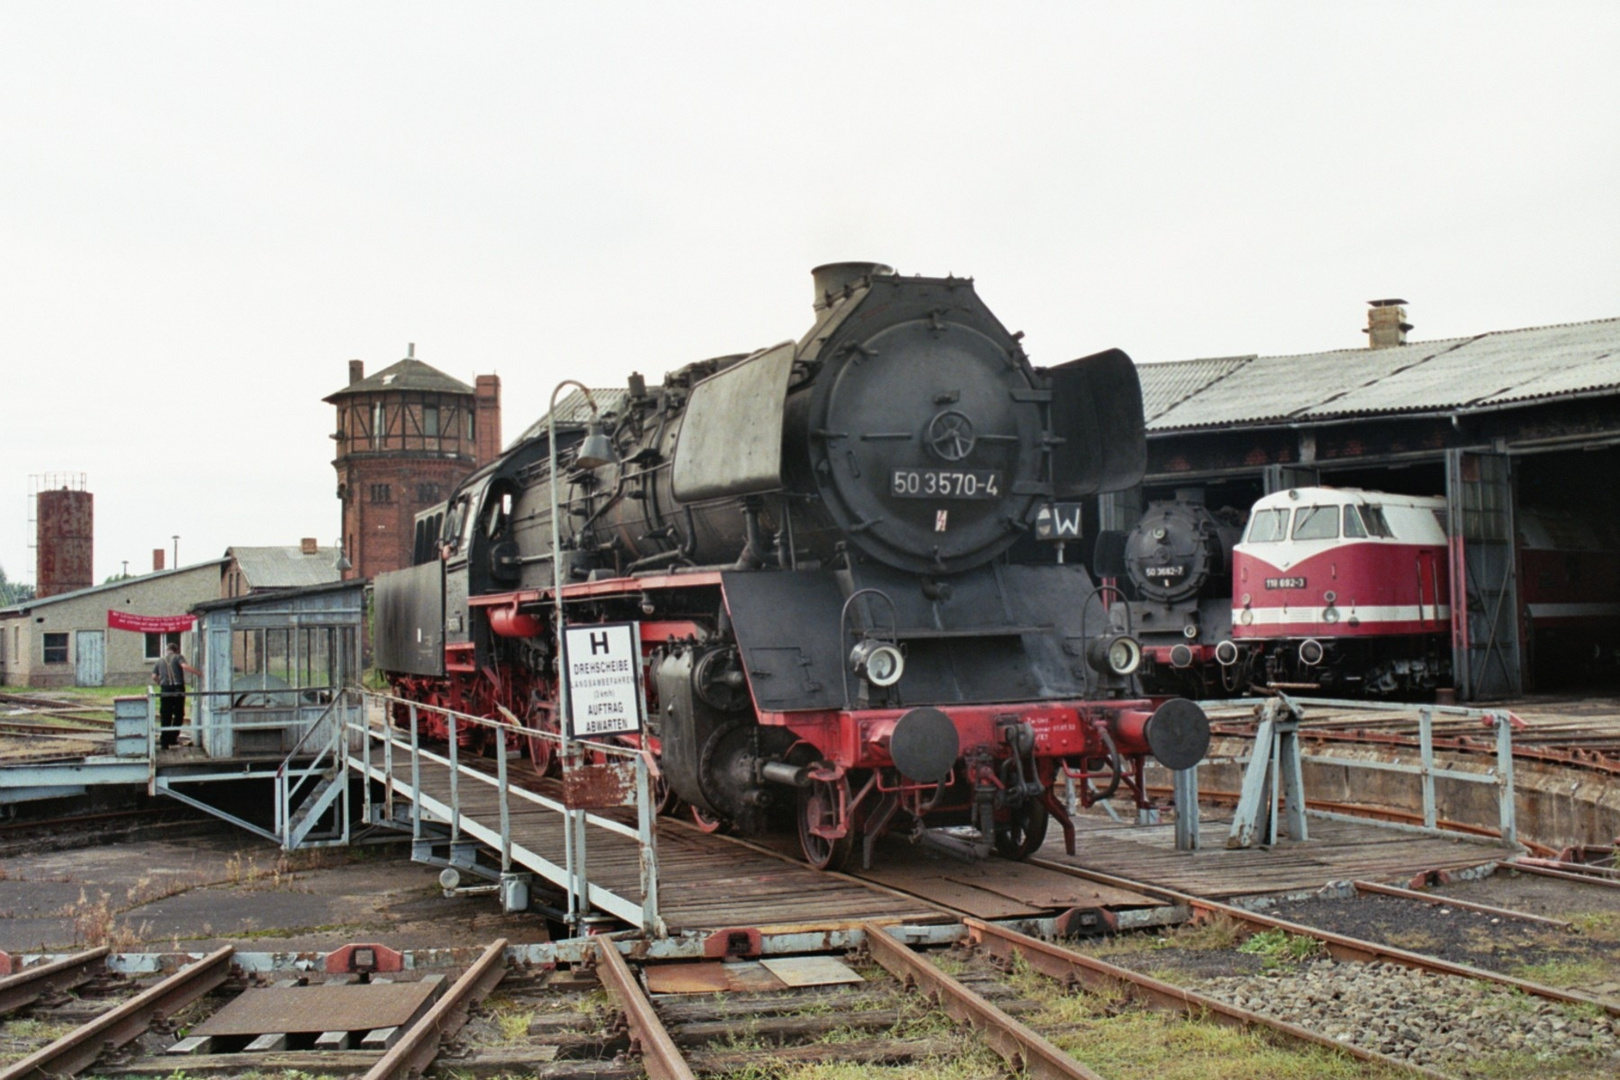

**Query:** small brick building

left=325, top=348, right=501, bottom=582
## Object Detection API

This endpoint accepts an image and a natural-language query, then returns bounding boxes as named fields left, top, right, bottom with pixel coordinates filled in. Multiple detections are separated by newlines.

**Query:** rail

left=349, top=692, right=665, bottom=936
left=0, top=947, right=109, bottom=1017
left=1208, top=694, right=1519, bottom=848
left=362, top=938, right=508, bottom=1080
left=0, top=946, right=233, bottom=1080
left=862, top=922, right=1105, bottom=1080
left=962, top=918, right=1450, bottom=1080
left=595, top=938, right=696, bottom=1080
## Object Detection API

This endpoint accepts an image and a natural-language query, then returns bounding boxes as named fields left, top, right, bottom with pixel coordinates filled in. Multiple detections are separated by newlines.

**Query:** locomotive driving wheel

left=797, top=774, right=855, bottom=872
left=993, top=798, right=1049, bottom=860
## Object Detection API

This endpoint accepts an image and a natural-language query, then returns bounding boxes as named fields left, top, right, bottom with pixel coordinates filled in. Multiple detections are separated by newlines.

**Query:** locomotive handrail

left=351, top=691, right=663, bottom=934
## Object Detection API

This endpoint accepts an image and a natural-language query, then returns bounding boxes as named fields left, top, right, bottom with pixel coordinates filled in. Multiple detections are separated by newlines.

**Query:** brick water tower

left=326, top=346, right=501, bottom=581
left=33, top=473, right=93, bottom=599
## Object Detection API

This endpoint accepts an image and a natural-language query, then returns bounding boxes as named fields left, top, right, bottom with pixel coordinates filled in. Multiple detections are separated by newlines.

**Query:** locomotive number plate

left=891, top=469, right=1003, bottom=499
left=1265, top=576, right=1307, bottom=589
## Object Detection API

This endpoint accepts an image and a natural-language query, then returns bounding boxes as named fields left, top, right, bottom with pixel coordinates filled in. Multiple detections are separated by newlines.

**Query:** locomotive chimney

left=1365, top=299, right=1412, bottom=349
left=812, top=262, right=895, bottom=312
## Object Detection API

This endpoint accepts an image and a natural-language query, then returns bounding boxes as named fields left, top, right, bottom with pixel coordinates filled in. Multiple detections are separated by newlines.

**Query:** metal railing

left=273, top=689, right=356, bottom=848
left=346, top=692, right=664, bottom=936
left=1212, top=695, right=1518, bottom=848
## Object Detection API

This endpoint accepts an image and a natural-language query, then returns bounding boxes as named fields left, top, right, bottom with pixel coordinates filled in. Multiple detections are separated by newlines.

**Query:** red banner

left=107, top=610, right=197, bottom=633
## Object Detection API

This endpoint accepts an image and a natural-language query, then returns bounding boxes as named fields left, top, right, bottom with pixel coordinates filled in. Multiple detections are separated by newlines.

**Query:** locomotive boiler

left=375, top=262, right=1210, bottom=871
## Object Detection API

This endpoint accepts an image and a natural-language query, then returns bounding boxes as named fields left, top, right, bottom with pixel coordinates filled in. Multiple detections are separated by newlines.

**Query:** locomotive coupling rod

left=861, top=922, right=1106, bottom=1080
left=0, top=946, right=109, bottom=1017
left=595, top=938, right=696, bottom=1080
left=0, top=946, right=232, bottom=1080
left=363, top=938, right=508, bottom=1080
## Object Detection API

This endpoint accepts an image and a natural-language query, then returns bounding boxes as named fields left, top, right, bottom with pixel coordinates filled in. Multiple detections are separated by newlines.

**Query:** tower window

left=423, top=404, right=440, bottom=437
left=467, top=411, right=475, bottom=442
left=372, top=402, right=385, bottom=448
left=417, top=482, right=441, bottom=503
left=370, top=483, right=392, bottom=503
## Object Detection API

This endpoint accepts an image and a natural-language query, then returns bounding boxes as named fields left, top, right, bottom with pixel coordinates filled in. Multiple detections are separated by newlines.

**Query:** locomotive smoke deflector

left=671, top=342, right=798, bottom=502
left=1047, top=348, right=1147, bottom=497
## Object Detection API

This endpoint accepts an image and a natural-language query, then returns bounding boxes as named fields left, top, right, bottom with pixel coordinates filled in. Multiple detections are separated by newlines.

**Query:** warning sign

left=563, top=623, right=644, bottom=738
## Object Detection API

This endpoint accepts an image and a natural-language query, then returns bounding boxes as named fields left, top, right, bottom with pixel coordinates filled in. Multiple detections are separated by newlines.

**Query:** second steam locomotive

left=374, top=262, right=1209, bottom=871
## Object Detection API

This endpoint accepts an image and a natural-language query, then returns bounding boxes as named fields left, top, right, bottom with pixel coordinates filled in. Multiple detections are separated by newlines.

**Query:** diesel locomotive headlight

left=850, top=640, right=905, bottom=687
left=1087, top=634, right=1142, bottom=677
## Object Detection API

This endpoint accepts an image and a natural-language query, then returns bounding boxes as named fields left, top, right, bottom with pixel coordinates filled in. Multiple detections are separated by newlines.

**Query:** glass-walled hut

left=193, top=581, right=366, bottom=758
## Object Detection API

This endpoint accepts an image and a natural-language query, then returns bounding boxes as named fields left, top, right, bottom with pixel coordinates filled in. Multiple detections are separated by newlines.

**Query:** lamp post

left=548, top=379, right=616, bottom=928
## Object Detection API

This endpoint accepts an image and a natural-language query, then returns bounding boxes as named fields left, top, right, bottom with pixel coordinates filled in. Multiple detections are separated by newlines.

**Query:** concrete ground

left=0, top=823, right=552, bottom=955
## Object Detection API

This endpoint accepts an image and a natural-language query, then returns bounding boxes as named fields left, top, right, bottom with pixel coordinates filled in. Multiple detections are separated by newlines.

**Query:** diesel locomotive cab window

left=1362, top=505, right=1395, bottom=537
left=1292, top=506, right=1339, bottom=541
left=1246, top=508, right=1290, bottom=542
left=1343, top=505, right=1367, bottom=538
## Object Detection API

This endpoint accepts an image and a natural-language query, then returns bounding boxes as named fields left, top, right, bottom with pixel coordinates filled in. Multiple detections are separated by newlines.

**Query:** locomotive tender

left=374, top=262, right=1210, bottom=871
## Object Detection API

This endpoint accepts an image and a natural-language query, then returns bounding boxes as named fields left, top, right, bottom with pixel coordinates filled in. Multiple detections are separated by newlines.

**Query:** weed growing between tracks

left=964, top=948, right=1405, bottom=1080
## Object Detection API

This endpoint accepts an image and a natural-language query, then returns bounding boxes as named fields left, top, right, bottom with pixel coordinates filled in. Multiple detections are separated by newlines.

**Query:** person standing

left=151, top=641, right=198, bottom=749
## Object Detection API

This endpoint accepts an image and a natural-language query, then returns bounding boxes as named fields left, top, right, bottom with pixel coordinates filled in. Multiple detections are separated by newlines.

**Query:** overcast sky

left=3, top=2, right=1616, bottom=588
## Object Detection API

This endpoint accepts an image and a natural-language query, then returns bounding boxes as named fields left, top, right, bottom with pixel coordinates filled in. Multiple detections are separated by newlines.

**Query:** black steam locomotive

left=1098, top=493, right=1245, bottom=697
left=374, top=263, right=1209, bottom=871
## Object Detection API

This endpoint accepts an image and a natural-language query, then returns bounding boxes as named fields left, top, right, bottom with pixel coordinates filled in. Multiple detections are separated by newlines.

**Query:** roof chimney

left=300, top=537, right=318, bottom=555
left=348, top=359, right=364, bottom=385
left=1365, top=299, right=1412, bottom=349
left=475, top=374, right=502, bottom=465
left=152, top=548, right=165, bottom=572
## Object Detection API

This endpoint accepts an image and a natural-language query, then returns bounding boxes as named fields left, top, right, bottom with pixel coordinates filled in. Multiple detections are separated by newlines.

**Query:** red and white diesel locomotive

left=373, top=263, right=1210, bottom=871
left=1216, top=486, right=1453, bottom=695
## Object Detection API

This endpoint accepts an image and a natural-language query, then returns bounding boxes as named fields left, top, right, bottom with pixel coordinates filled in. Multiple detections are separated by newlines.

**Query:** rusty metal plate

left=562, top=761, right=637, bottom=809
left=759, top=956, right=864, bottom=988
left=642, top=961, right=786, bottom=995
left=193, top=981, right=441, bottom=1036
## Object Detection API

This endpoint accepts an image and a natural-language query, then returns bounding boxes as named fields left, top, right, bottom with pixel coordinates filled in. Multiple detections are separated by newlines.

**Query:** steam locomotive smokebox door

left=1048, top=349, right=1145, bottom=497
left=672, top=341, right=797, bottom=501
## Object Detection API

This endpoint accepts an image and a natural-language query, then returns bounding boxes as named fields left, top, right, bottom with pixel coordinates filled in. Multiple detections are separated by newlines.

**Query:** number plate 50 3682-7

left=891, top=470, right=1003, bottom=499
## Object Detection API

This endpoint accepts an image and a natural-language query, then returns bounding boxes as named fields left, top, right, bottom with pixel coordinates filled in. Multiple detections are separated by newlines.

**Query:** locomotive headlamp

left=850, top=639, right=905, bottom=687
left=1087, top=633, right=1142, bottom=677
left=575, top=418, right=617, bottom=470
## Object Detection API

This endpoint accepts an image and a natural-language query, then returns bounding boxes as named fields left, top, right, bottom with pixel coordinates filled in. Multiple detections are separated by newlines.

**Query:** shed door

left=203, top=625, right=234, bottom=758
left=75, top=630, right=105, bottom=687
left=1446, top=449, right=1522, bottom=699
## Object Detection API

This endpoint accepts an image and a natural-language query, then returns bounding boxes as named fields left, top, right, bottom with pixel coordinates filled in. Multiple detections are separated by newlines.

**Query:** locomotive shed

left=1123, top=308, right=1620, bottom=703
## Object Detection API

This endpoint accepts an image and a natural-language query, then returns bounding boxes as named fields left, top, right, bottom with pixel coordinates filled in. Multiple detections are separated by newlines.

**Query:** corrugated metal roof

left=1138, top=356, right=1255, bottom=423
left=324, top=358, right=475, bottom=401
left=514, top=387, right=631, bottom=447
left=1140, top=316, right=1620, bottom=432
left=228, top=546, right=343, bottom=590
